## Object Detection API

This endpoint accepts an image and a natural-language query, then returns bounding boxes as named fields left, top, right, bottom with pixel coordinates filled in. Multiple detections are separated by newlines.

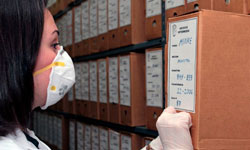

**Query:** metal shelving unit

left=45, top=0, right=167, bottom=138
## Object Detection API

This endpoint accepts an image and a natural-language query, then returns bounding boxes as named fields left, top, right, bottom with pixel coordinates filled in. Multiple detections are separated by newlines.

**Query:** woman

left=0, top=0, right=75, bottom=149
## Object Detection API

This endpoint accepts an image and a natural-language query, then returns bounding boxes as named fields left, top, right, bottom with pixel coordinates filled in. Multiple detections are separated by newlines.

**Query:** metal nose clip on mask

left=33, top=46, right=75, bottom=110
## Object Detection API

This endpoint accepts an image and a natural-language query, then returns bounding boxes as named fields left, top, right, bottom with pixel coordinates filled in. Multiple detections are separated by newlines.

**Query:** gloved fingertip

left=164, top=106, right=176, bottom=114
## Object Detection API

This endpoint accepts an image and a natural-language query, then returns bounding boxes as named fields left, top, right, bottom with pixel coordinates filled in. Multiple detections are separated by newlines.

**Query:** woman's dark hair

left=0, top=0, right=47, bottom=136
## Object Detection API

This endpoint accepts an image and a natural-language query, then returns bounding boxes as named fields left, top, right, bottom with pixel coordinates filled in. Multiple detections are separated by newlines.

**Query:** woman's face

left=33, top=10, right=61, bottom=109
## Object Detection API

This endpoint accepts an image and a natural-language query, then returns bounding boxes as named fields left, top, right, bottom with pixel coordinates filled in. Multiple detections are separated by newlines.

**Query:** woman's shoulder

left=0, top=136, right=23, bottom=150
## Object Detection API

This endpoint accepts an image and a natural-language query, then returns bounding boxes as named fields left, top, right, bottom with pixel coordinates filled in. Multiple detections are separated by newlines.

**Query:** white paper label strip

left=74, top=5, right=82, bottom=43
left=84, top=125, right=91, bottom=150
left=168, top=17, right=198, bottom=113
left=90, top=62, right=98, bottom=102
left=98, top=60, right=108, bottom=103
left=119, top=0, right=131, bottom=27
left=68, top=87, right=74, bottom=101
left=69, top=121, right=75, bottom=150
left=109, top=58, right=119, bottom=104
left=121, top=135, right=132, bottom=150
left=81, top=1, right=89, bottom=40
left=91, top=126, right=99, bottom=150
left=119, top=56, right=131, bottom=106
left=77, top=123, right=84, bottom=150
left=146, top=0, right=161, bottom=18
left=74, top=63, right=81, bottom=100
left=146, top=50, right=163, bottom=108
left=109, top=130, right=120, bottom=150
left=66, top=11, right=73, bottom=46
left=108, top=0, right=119, bottom=30
left=165, top=0, right=184, bottom=10
left=100, top=129, right=108, bottom=150
left=187, top=0, right=197, bottom=3
left=81, top=63, right=89, bottom=100
left=90, top=0, right=98, bottom=38
left=98, top=0, right=108, bottom=34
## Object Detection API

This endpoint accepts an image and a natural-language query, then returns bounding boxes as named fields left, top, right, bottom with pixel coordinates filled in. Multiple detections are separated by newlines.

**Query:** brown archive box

left=76, top=122, right=84, bottom=150
left=73, top=5, right=83, bottom=57
left=118, top=0, right=146, bottom=47
left=98, top=0, right=109, bottom=51
left=165, top=0, right=186, bottom=19
left=62, top=86, right=75, bottom=114
left=108, top=0, right=120, bottom=49
left=99, top=127, right=109, bottom=150
left=78, top=0, right=90, bottom=56
left=69, top=120, right=76, bottom=150
left=186, top=0, right=247, bottom=15
left=89, top=61, right=100, bottom=119
left=98, top=59, right=110, bottom=122
left=145, top=0, right=162, bottom=40
left=89, top=0, right=99, bottom=54
left=91, top=125, right=100, bottom=150
left=119, top=53, right=146, bottom=127
left=145, top=48, right=163, bottom=130
left=167, top=10, right=250, bottom=149
left=120, top=133, right=143, bottom=150
left=84, top=125, right=92, bottom=150
left=108, top=57, right=121, bottom=124
left=75, top=62, right=90, bottom=117
left=65, top=10, right=74, bottom=57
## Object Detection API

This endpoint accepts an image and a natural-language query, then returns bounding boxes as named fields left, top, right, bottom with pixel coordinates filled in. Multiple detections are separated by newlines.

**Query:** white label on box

left=90, top=62, right=98, bottom=102
left=119, top=56, right=131, bottom=106
left=67, top=11, right=73, bottom=46
left=187, top=0, right=197, bottom=3
left=165, top=0, right=184, bottom=10
left=108, top=0, right=118, bottom=30
left=98, top=60, right=107, bottom=103
left=75, top=63, right=82, bottom=99
left=81, top=63, right=89, bottom=100
left=168, top=17, right=198, bottom=113
left=146, top=0, right=161, bottom=18
left=77, top=123, right=84, bottom=150
left=57, top=118, right=63, bottom=150
left=68, top=87, right=74, bottom=101
left=62, top=16, right=68, bottom=47
left=121, top=135, right=132, bottom=150
left=98, top=0, right=108, bottom=34
left=100, top=129, right=108, bottom=150
left=69, top=121, right=75, bottom=150
left=146, top=50, right=163, bottom=108
left=74, top=6, right=82, bottom=43
left=90, top=0, right=98, bottom=38
left=47, top=0, right=56, bottom=8
left=119, top=0, right=131, bottom=27
left=109, top=58, right=119, bottom=104
left=109, top=130, right=120, bottom=150
left=85, top=125, right=91, bottom=150
left=81, top=1, right=90, bottom=40
left=91, top=126, right=99, bottom=150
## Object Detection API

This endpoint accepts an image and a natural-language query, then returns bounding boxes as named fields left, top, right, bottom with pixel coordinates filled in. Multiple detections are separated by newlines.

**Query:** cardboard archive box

left=89, top=61, right=100, bottom=119
left=89, top=0, right=99, bottom=54
left=98, top=59, right=110, bottom=122
left=119, top=53, right=146, bottom=126
left=47, top=0, right=57, bottom=16
left=91, top=126, right=100, bottom=150
left=62, top=86, right=74, bottom=114
left=108, top=57, right=121, bottom=124
left=108, top=0, right=120, bottom=49
left=167, top=10, right=250, bottom=149
left=121, top=133, right=143, bottom=150
left=74, top=5, right=83, bottom=57
left=98, top=0, right=109, bottom=51
left=64, top=10, right=74, bottom=57
left=165, top=0, right=186, bottom=19
left=84, top=125, right=92, bottom=150
left=109, top=130, right=121, bottom=150
left=99, top=127, right=109, bottom=150
left=76, top=122, right=85, bottom=150
left=79, top=0, right=90, bottom=56
left=118, top=0, right=146, bottom=47
left=145, top=0, right=162, bottom=40
left=186, top=0, right=247, bottom=15
left=145, top=48, right=163, bottom=130
left=75, top=62, right=90, bottom=117
left=69, top=120, right=76, bottom=150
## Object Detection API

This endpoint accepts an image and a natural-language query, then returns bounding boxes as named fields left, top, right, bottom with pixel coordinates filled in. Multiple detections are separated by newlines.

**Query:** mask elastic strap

left=33, top=62, right=65, bottom=77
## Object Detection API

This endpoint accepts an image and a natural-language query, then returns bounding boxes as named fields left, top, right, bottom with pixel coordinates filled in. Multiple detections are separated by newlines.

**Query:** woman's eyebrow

left=52, top=30, right=60, bottom=36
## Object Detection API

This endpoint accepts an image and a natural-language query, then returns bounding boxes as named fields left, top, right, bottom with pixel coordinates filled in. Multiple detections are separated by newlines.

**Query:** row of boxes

left=48, top=0, right=74, bottom=16
left=165, top=9, right=250, bottom=150
left=51, top=48, right=164, bottom=131
left=33, top=111, right=154, bottom=150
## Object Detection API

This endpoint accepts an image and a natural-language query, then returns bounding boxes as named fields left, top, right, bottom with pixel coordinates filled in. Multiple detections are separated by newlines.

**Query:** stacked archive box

left=165, top=0, right=250, bottom=149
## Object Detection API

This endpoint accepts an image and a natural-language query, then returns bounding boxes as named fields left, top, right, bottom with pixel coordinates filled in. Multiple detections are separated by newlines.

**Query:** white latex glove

left=156, top=106, right=193, bottom=150
left=141, top=136, right=163, bottom=150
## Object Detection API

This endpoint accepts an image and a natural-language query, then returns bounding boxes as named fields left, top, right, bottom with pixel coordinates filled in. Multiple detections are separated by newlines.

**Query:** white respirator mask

left=33, top=46, right=75, bottom=110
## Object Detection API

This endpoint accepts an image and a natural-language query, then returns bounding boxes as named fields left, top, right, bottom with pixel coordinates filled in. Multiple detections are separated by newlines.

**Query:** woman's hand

left=156, top=106, right=193, bottom=150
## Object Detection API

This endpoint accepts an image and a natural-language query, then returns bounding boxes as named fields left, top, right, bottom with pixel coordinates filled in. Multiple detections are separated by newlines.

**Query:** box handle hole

left=102, top=108, right=105, bottom=112
left=152, top=20, right=157, bottom=27
left=124, top=29, right=128, bottom=36
left=112, top=34, right=115, bottom=38
left=153, top=112, right=158, bottom=119
left=173, top=12, right=177, bottom=16
left=194, top=4, right=199, bottom=10
left=124, top=110, right=127, bottom=115
left=102, top=37, right=105, bottom=40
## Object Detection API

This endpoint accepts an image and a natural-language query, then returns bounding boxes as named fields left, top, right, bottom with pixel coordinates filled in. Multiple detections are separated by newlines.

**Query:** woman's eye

left=52, top=42, right=61, bottom=50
